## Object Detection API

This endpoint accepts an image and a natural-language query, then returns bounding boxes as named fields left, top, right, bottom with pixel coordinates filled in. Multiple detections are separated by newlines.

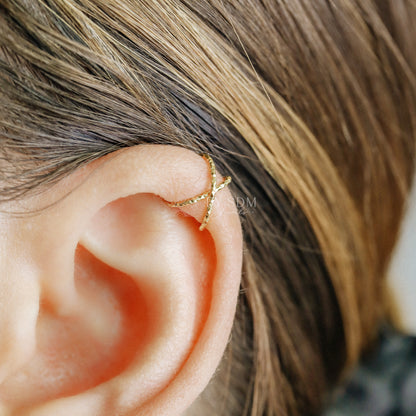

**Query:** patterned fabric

left=324, top=328, right=416, bottom=416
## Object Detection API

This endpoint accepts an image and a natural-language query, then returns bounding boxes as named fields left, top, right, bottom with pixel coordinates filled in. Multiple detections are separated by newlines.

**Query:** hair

left=1, top=0, right=415, bottom=415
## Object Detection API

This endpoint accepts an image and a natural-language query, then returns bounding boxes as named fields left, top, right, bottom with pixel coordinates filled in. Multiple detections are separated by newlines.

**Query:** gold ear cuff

left=166, top=153, right=232, bottom=231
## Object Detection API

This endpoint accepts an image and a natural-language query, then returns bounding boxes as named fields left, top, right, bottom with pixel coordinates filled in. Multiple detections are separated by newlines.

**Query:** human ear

left=0, top=144, right=243, bottom=416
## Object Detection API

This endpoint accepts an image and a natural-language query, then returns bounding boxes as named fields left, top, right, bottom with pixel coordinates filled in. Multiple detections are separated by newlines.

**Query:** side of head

left=0, top=1, right=415, bottom=415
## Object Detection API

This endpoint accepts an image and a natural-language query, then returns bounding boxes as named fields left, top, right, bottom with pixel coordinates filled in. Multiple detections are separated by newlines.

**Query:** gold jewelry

left=166, top=153, right=232, bottom=231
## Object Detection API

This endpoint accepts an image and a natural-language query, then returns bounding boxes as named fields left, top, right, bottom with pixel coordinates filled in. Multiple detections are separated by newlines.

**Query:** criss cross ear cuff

left=166, top=153, right=232, bottom=231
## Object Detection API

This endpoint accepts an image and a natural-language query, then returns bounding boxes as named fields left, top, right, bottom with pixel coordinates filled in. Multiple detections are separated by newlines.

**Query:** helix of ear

left=165, top=153, right=232, bottom=231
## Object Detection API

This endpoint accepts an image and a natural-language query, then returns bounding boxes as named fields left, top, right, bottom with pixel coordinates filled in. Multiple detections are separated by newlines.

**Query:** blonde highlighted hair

left=1, top=1, right=415, bottom=414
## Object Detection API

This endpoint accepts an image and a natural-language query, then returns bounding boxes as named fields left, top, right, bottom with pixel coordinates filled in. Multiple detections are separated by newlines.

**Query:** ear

left=0, top=145, right=243, bottom=416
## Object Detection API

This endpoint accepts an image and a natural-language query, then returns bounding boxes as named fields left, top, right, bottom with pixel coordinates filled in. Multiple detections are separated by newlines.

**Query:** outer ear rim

left=126, top=145, right=244, bottom=415
left=14, top=145, right=243, bottom=416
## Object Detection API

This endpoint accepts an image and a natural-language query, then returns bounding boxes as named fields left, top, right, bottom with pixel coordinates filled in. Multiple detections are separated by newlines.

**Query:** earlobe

left=0, top=145, right=243, bottom=416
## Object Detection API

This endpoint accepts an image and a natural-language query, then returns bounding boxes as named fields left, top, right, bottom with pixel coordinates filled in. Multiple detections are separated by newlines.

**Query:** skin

left=387, top=181, right=416, bottom=335
left=0, top=145, right=243, bottom=416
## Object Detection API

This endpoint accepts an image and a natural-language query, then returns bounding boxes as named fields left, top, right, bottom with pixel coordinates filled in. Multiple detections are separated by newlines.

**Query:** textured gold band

left=167, top=153, right=232, bottom=231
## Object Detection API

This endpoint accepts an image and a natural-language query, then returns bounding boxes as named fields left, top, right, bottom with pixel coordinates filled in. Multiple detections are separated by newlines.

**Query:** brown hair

left=1, top=1, right=415, bottom=414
